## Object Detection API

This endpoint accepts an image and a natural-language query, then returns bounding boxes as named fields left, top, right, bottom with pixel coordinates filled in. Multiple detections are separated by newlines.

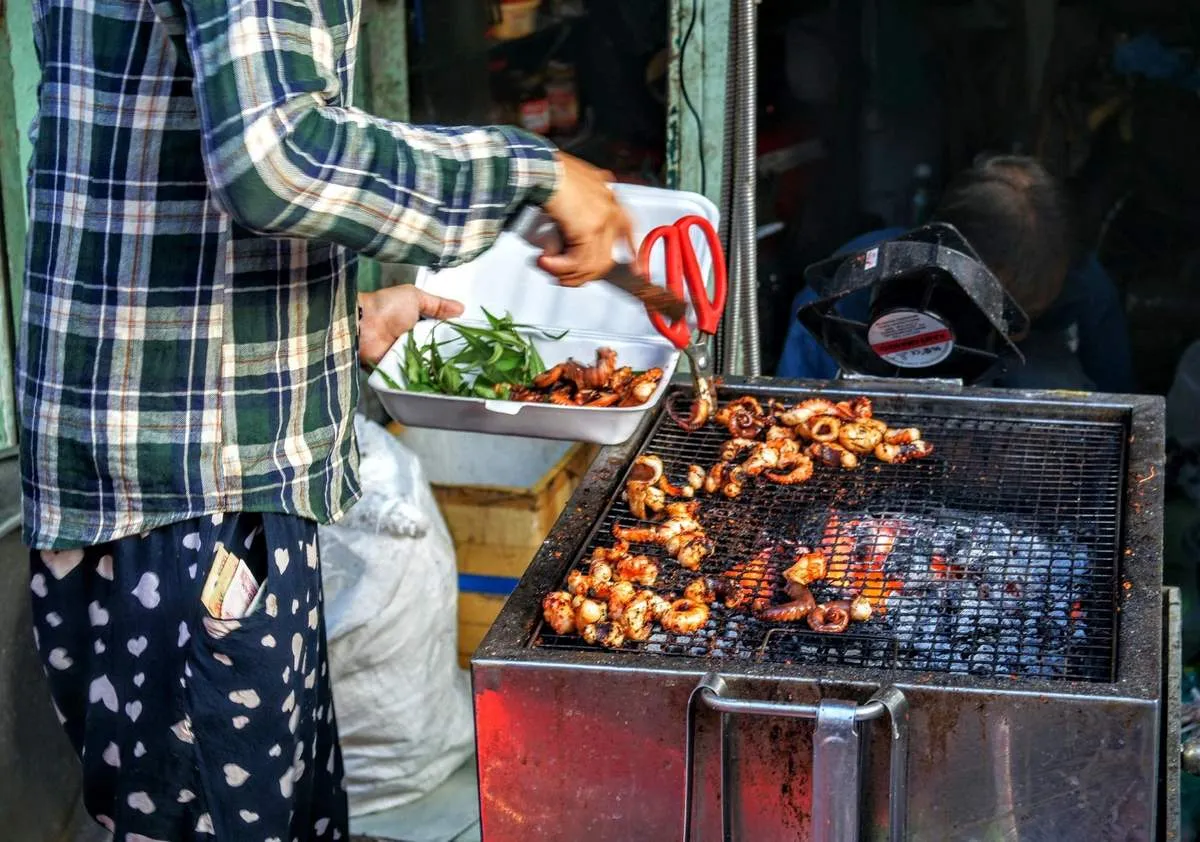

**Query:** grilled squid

left=755, top=584, right=817, bottom=623
left=849, top=595, right=873, bottom=623
left=625, top=455, right=666, bottom=519
left=808, top=441, right=859, bottom=470
left=621, top=368, right=665, bottom=406
left=743, top=438, right=803, bottom=477
left=765, top=454, right=814, bottom=485
left=784, top=549, right=828, bottom=586
left=542, top=592, right=575, bottom=635
left=703, top=462, right=745, bottom=498
left=566, top=570, right=592, bottom=598
left=534, top=347, right=618, bottom=391
left=807, top=600, right=852, bottom=633
left=619, top=594, right=655, bottom=641
left=661, top=598, right=710, bottom=634
left=581, top=621, right=626, bottom=648
left=838, top=421, right=884, bottom=455
left=775, top=398, right=852, bottom=428
left=670, top=534, right=713, bottom=571
left=883, top=427, right=922, bottom=445
left=874, top=440, right=934, bottom=464
left=714, top=396, right=769, bottom=438
left=668, top=374, right=715, bottom=431
left=805, top=416, right=841, bottom=443
left=606, top=580, right=638, bottom=620
left=765, top=425, right=798, bottom=442
left=684, top=575, right=745, bottom=608
left=615, top=554, right=659, bottom=586
left=720, top=437, right=758, bottom=463
left=836, top=396, right=874, bottom=419
left=573, top=597, right=607, bottom=633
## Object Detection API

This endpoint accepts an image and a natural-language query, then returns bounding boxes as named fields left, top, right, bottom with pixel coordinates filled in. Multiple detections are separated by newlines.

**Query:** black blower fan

left=797, top=223, right=1030, bottom=385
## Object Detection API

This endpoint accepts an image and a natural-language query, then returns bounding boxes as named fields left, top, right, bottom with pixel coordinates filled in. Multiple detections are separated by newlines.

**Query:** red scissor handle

left=639, top=215, right=728, bottom=350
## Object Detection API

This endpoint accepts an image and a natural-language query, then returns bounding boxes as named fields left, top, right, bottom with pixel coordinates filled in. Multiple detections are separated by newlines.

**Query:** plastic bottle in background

left=909, top=163, right=933, bottom=227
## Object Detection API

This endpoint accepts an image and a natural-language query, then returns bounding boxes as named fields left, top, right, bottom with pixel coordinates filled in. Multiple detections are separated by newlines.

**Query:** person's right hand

left=538, top=153, right=636, bottom=287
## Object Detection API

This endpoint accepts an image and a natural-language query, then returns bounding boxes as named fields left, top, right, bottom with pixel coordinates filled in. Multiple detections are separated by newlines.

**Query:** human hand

left=358, top=286, right=464, bottom=367
left=538, top=152, right=636, bottom=287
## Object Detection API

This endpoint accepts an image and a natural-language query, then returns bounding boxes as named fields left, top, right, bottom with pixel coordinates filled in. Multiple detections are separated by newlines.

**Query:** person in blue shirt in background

left=777, top=155, right=1137, bottom=392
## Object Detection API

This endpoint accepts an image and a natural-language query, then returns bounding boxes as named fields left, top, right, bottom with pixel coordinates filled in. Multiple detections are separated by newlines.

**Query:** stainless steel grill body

left=472, top=380, right=1168, bottom=841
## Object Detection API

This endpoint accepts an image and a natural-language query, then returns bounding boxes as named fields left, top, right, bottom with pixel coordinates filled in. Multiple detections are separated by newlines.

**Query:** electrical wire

left=678, top=0, right=706, bottom=196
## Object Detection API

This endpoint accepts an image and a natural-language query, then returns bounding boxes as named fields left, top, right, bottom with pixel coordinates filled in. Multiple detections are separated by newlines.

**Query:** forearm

left=180, top=0, right=560, bottom=267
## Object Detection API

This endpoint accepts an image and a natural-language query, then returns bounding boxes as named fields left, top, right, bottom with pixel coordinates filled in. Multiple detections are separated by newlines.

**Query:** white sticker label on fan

left=863, top=248, right=879, bottom=271
left=867, top=309, right=955, bottom=368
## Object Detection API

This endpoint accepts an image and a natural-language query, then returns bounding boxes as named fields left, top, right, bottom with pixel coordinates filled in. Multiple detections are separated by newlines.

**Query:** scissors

left=637, top=214, right=728, bottom=430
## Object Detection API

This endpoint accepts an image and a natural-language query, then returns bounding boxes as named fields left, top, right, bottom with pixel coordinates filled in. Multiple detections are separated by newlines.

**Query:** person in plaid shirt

left=20, top=1, right=632, bottom=839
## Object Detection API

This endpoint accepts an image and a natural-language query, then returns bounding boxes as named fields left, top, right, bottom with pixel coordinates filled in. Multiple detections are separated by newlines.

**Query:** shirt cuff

left=495, top=126, right=562, bottom=207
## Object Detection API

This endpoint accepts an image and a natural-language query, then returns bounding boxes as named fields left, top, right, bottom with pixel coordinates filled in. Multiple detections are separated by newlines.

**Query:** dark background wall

left=0, top=459, right=86, bottom=842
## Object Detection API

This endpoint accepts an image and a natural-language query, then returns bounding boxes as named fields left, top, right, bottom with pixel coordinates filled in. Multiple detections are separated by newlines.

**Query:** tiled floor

left=350, top=756, right=482, bottom=842
left=71, top=756, right=482, bottom=842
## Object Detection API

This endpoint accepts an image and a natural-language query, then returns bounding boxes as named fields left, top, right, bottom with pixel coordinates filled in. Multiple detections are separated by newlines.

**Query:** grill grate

left=532, top=390, right=1128, bottom=682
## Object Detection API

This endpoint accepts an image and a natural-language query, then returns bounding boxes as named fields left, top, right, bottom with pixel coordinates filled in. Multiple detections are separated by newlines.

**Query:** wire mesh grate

left=532, top=390, right=1128, bottom=682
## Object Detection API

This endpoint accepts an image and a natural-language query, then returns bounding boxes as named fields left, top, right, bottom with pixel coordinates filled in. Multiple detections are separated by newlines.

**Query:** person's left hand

left=358, top=286, right=464, bottom=367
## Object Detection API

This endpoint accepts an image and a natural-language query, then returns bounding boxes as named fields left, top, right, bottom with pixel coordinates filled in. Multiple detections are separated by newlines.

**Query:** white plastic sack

left=319, top=415, right=474, bottom=817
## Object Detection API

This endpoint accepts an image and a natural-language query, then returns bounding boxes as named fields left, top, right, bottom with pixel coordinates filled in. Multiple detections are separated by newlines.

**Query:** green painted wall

left=0, top=1, right=38, bottom=450
left=667, top=0, right=729, bottom=210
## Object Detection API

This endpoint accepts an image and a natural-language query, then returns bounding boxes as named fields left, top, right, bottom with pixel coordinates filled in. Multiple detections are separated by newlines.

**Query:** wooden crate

left=387, top=424, right=598, bottom=667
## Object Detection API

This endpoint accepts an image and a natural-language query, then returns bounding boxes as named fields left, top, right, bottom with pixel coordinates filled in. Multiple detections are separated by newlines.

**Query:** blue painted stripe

left=458, top=573, right=521, bottom=596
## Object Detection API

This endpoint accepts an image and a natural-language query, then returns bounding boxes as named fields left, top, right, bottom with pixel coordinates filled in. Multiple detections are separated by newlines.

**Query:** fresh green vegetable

left=396, top=308, right=567, bottom=399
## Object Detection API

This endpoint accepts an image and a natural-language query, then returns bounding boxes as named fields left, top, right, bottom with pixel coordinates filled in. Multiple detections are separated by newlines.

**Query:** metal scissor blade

left=605, top=262, right=689, bottom=322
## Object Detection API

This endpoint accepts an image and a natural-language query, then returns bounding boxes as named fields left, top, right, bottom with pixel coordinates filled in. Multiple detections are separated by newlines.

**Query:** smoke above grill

left=533, top=393, right=1125, bottom=683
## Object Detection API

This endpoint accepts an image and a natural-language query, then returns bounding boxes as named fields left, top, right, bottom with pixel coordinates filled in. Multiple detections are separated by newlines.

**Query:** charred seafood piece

left=875, top=440, right=934, bottom=464
left=542, top=591, right=575, bottom=635
left=661, top=598, right=710, bottom=634
left=783, top=548, right=828, bottom=586
left=764, top=454, right=814, bottom=485
left=613, top=501, right=711, bottom=571
left=755, top=584, right=817, bottom=623
left=511, top=348, right=663, bottom=408
left=713, top=395, right=770, bottom=438
left=624, top=454, right=705, bottom=519
left=838, top=420, right=885, bottom=454
left=774, top=398, right=853, bottom=428
left=684, top=575, right=745, bottom=608
left=807, top=600, right=852, bottom=633
left=807, top=441, right=859, bottom=470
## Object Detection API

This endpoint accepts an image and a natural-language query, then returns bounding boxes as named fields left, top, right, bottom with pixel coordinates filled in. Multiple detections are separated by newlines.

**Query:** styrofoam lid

left=414, top=184, right=720, bottom=339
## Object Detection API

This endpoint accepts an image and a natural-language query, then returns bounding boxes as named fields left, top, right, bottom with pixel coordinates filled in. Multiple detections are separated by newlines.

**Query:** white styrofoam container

left=369, top=184, right=720, bottom=445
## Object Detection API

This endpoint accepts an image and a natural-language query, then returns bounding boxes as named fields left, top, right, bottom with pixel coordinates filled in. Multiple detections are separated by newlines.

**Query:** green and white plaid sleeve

left=180, top=0, right=561, bottom=268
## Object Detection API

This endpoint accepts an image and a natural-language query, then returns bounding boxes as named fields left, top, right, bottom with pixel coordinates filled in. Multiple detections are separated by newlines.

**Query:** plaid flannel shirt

left=20, top=0, right=560, bottom=549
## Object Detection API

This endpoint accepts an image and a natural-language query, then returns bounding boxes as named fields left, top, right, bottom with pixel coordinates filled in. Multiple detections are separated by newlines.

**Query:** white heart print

left=125, top=700, right=143, bottom=722
left=102, top=742, right=120, bottom=768
left=48, top=648, right=73, bottom=670
left=127, top=636, right=148, bottom=657
left=88, top=601, right=109, bottom=627
left=40, top=549, right=84, bottom=580
left=131, top=572, right=161, bottom=609
left=274, top=547, right=290, bottom=574
left=88, top=675, right=118, bottom=712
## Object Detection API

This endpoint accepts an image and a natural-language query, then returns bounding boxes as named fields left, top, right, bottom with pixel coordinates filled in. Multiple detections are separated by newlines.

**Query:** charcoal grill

left=471, top=379, right=1175, bottom=841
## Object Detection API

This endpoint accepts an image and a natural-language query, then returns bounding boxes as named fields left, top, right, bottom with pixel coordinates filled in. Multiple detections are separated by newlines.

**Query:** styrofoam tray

left=369, top=184, right=719, bottom=444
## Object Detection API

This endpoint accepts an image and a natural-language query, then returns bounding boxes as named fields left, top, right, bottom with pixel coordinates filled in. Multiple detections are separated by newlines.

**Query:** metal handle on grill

left=683, top=673, right=908, bottom=842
